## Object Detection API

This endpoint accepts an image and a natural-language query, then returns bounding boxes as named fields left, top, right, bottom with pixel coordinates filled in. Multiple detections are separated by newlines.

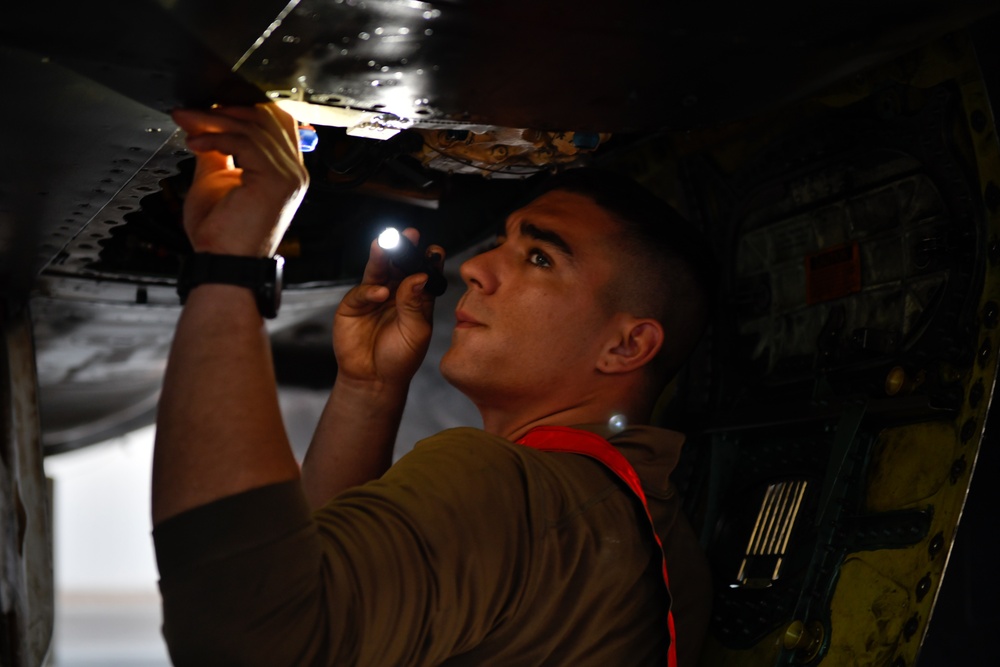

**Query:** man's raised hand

left=334, top=228, right=445, bottom=390
left=171, top=104, right=309, bottom=257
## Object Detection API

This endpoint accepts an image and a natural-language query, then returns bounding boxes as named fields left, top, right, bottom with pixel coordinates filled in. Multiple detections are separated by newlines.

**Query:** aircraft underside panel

left=649, top=35, right=1000, bottom=667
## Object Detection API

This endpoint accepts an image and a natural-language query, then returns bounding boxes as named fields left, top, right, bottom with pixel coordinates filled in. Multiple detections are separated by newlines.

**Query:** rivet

left=916, top=574, right=931, bottom=602
left=928, top=532, right=944, bottom=558
left=968, top=379, right=984, bottom=409
left=950, top=456, right=967, bottom=484
left=978, top=338, right=992, bottom=368
left=984, top=302, right=1000, bottom=329
left=960, top=417, right=977, bottom=443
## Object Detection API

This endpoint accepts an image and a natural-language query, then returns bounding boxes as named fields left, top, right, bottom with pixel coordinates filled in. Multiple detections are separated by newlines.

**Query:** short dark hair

left=528, top=168, right=716, bottom=382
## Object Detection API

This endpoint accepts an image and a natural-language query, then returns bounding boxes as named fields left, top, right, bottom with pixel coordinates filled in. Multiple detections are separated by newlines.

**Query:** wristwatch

left=177, top=253, right=284, bottom=319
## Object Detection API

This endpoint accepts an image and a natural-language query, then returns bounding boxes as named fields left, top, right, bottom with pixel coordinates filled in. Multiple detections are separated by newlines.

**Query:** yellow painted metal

left=823, top=32, right=1000, bottom=667
left=865, top=424, right=956, bottom=513
left=664, top=30, right=1000, bottom=667
left=827, top=557, right=913, bottom=665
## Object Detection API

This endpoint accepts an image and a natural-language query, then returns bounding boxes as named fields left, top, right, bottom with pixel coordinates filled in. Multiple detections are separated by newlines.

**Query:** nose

left=459, top=245, right=500, bottom=294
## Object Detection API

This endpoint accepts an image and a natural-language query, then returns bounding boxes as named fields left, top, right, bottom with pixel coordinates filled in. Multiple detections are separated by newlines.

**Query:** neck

left=453, top=367, right=658, bottom=441
left=476, top=391, right=651, bottom=442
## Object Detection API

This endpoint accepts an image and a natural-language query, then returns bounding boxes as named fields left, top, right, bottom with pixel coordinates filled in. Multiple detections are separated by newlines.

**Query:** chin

left=440, top=354, right=487, bottom=401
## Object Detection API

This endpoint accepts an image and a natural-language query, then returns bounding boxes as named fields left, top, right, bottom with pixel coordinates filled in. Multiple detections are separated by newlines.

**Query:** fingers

left=172, top=105, right=305, bottom=186
left=396, top=272, right=438, bottom=315
left=172, top=104, right=296, bottom=148
left=395, top=245, right=447, bottom=319
left=360, top=229, right=445, bottom=290
left=425, top=244, right=445, bottom=272
left=360, top=227, right=422, bottom=286
left=333, top=231, right=445, bottom=384
left=401, top=227, right=421, bottom=248
left=172, top=103, right=309, bottom=257
left=361, top=236, right=389, bottom=282
left=221, top=104, right=299, bottom=156
left=349, top=228, right=445, bottom=324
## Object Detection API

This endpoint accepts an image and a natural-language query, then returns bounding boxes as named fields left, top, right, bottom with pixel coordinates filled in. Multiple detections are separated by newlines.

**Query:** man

left=153, top=103, right=713, bottom=666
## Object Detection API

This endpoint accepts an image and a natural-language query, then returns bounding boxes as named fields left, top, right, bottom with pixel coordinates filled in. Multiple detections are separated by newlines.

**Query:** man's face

left=440, top=190, right=624, bottom=413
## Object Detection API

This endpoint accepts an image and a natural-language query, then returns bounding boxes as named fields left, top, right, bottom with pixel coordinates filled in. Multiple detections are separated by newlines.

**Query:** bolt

left=783, top=619, right=824, bottom=661
left=885, top=366, right=908, bottom=396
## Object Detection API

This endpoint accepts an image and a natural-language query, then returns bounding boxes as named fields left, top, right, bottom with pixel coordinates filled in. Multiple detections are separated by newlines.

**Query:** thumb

left=193, top=150, right=235, bottom=179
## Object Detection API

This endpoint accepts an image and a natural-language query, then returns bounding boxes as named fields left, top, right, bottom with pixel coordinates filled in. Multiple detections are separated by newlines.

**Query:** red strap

left=516, top=425, right=678, bottom=667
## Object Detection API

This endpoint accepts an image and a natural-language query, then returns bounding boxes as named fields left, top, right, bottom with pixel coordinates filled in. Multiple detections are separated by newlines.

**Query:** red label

left=805, top=242, right=861, bottom=305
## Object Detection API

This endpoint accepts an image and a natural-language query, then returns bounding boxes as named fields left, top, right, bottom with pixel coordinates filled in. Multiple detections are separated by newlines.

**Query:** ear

left=597, top=316, right=664, bottom=375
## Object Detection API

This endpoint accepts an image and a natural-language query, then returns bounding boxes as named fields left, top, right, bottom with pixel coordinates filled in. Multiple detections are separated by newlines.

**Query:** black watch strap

left=177, top=253, right=284, bottom=319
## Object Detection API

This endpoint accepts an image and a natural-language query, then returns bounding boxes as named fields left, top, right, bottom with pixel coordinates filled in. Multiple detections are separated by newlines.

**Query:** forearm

left=152, top=285, right=300, bottom=525
left=300, top=376, right=410, bottom=508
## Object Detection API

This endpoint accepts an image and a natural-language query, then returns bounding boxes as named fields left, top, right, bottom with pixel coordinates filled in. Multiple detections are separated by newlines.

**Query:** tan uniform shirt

left=154, top=425, right=711, bottom=666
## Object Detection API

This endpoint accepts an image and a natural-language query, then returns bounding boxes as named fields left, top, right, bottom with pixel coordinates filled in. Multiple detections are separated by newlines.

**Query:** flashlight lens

left=298, top=124, right=318, bottom=152
left=378, top=228, right=401, bottom=250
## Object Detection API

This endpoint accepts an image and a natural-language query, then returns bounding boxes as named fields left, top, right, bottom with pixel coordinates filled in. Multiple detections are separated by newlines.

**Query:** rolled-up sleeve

left=154, top=480, right=331, bottom=665
left=153, top=429, right=536, bottom=667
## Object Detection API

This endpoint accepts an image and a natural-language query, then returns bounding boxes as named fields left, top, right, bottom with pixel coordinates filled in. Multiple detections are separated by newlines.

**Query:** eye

left=528, top=248, right=552, bottom=268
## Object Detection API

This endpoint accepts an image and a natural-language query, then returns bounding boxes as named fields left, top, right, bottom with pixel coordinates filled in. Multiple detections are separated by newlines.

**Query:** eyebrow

left=518, top=221, right=574, bottom=258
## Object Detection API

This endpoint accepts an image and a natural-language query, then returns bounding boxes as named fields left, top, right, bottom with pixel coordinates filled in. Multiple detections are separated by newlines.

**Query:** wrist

left=189, top=241, right=273, bottom=259
left=177, top=253, right=284, bottom=319
left=332, top=374, right=411, bottom=410
left=187, top=223, right=282, bottom=259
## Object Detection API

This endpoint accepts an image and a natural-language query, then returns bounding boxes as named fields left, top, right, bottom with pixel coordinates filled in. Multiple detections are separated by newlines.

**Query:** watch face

left=266, top=255, right=285, bottom=319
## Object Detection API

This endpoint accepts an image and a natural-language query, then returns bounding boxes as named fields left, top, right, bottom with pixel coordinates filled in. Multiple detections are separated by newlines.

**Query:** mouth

left=454, top=309, right=484, bottom=329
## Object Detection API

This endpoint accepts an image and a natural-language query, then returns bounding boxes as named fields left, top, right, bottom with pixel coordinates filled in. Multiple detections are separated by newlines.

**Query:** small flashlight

left=377, top=228, right=447, bottom=296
